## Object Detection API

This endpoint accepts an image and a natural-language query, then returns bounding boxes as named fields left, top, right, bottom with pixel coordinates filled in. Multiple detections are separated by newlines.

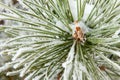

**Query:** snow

left=68, top=0, right=94, bottom=21
left=68, top=0, right=77, bottom=21
left=83, top=4, right=94, bottom=21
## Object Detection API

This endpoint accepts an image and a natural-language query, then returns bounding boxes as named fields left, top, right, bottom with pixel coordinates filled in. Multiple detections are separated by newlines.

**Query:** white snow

left=83, top=4, right=94, bottom=21
left=68, top=0, right=94, bottom=21
left=68, top=0, right=78, bottom=21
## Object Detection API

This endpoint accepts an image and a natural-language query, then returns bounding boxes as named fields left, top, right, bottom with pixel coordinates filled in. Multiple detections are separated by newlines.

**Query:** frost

left=12, top=47, right=34, bottom=61
left=83, top=4, right=94, bottom=21
left=0, top=0, right=120, bottom=79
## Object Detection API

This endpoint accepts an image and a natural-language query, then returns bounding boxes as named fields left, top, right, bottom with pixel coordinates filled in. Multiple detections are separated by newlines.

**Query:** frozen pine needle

left=0, top=0, right=120, bottom=80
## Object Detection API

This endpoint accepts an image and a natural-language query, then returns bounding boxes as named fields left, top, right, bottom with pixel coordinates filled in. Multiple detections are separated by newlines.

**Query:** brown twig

left=12, top=0, right=18, bottom=5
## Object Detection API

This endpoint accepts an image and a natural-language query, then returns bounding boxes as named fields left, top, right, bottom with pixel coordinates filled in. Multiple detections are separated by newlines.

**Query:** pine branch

left=0, top=0, right=120, bottom=80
